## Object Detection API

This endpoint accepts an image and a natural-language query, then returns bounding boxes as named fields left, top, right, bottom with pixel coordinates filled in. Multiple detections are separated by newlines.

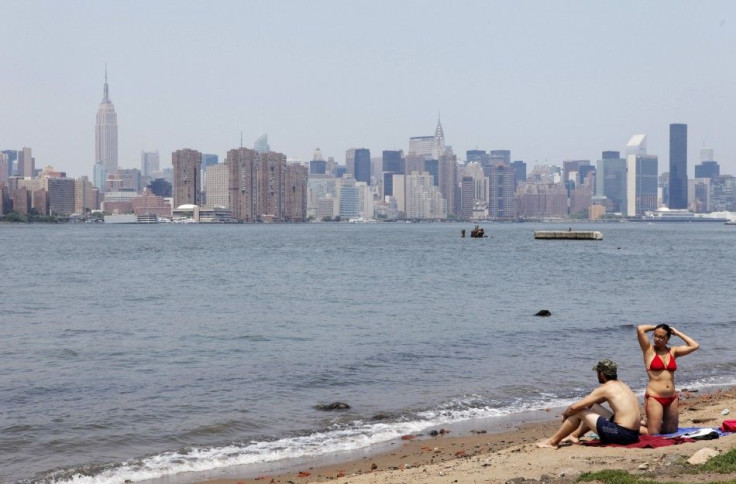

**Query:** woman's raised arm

left=670, top=327, right=700, bottom=357
left=637, top=324, right=655, bottom=352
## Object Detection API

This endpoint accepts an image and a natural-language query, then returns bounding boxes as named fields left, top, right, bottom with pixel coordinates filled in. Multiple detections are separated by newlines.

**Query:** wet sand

left=201, top=388, right=736, bottom=484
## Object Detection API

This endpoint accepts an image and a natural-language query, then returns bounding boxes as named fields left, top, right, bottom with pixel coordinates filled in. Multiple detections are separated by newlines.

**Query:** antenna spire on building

left=103, top=65, right=110, bottom=102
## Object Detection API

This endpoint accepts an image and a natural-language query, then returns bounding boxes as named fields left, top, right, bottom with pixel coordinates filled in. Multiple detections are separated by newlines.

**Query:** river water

left=1, top=222, right=734, bottom=483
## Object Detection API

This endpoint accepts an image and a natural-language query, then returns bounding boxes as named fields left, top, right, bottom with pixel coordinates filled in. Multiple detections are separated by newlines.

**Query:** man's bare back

left=594, top=380, right=640, bottom=430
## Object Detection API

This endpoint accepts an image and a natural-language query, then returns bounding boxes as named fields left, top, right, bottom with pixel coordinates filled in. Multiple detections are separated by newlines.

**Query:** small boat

left=461, top=225, right=487, bottom=238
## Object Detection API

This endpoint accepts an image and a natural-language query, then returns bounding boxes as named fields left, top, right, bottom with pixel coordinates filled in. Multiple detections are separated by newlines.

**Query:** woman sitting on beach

left=637, top=324, right=699, bottom=434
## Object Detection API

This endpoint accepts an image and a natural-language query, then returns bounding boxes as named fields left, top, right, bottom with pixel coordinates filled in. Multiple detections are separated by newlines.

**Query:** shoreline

left=196, top=388, right=736, bottom=484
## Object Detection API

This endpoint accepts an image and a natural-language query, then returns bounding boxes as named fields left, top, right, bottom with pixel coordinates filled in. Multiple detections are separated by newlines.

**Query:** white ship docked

left=103, top=214, right=159, bottom=224
left=640, top=207, right=728, bottom=222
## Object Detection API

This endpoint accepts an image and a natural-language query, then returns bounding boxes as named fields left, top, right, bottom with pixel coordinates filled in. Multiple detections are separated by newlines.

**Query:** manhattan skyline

left=2, top=0, right=736, bottom=178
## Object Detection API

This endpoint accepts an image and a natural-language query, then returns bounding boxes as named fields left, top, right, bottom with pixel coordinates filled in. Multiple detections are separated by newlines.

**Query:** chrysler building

left=432, top=116, right=446, bottom=159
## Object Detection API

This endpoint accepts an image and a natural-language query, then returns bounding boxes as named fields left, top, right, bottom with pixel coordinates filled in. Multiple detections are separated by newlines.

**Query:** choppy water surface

left=1, top=222, right=735, bottom=483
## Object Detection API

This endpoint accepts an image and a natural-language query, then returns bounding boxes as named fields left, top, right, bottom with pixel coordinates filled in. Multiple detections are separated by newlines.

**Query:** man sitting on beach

left=537, top=359, right=640, bottom=449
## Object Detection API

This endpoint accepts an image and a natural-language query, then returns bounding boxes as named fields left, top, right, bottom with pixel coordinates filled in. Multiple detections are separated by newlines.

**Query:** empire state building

left=95, top=70, right=118, bottom=177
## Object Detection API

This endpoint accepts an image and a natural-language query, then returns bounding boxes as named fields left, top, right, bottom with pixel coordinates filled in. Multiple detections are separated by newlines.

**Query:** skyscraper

left=490, top=150, right=511, bottom=165
left=635, top=155, right=658, bottom=214
left=95, top=69, right=118, bottom=180
left=0, top=153, right=8, bottom=187
left=438, top=152, right=458, bottom=215
left=382, top=150, right=403, bottom=174
left=141, top=151, right=160, bottom=178
left=258, top=151, right=286, bottom=220
left=694, top=148, right=719, bottom=179
left=466, top=150, right=489, bottom=166
left=18, top=147, right=33, bottom=178
left=669, top=123, right=688, bottom=209
left=695, top=161, right=719, bottom=179
left=346, top=148, right=370, bottom=184
left=625, top=134, right=647, bottom=216
left=354, top=149, right=371, bottom=185
left=489, top=163, right=517, bottom=219
left=284, top=163, right=308, bottom=222
left=408, top=136, right=434, bottom=158
left=202, top=154, right=219, bottom=170
left=254, top=134, right=270, bottom=154
left=46, top=177, right=76, bottom=215
left=511, top=160, right=527, bottom=187
left=432, top=117, right=446, bottom=159
left=562, top=160, right=590, bottom=191
left=93, top=161, right=107, bottom=191
left=2, top=150, right=17, bottom=179
left=204, top=162, right=229, bottom=208
left=460, top=176, right=474, bottom=220
left=596, top=155, right=627, bottom=213
left=382, top=150, right=403, bottom=197
left=172, top=148, right=202, bottom=208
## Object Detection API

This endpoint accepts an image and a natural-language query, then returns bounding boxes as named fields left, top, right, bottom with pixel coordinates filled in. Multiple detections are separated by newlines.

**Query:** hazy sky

left=2, top=0, right=735, bottom=178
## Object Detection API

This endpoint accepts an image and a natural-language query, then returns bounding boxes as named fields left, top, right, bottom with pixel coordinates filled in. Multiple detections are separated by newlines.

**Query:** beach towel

left=583, top=434, right=695, bottom=448
left=660, top=426, right=731, bottom=439
left=583, top=425, right=733, bottom=448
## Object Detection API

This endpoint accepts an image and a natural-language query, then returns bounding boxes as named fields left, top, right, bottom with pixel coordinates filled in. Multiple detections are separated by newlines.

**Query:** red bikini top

left=649, top=351, right=677, bottom=371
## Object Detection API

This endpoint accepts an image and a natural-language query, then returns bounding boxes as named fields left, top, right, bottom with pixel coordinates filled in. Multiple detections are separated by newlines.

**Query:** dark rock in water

left=535, top=310, right=552, bottom=317
left=315, top=401, right=351, bottom=411
left=371, top=413, right=390, bottom=421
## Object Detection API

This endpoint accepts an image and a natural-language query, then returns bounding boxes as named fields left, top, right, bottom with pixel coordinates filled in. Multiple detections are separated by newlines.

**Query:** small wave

left=231, top=335, right=271, bottom=342
left=60, top=329, right=102, bottom=337
left=35, top=394, right=577, bottom=484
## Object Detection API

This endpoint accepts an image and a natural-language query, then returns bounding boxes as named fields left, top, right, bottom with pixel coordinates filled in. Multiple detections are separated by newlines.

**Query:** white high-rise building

left=0, top=152, right=8, bottom=186
left=141, top=151, right=160, bottom=177
left=405, top=172, right=447, bottom=220
left=625, top=134, right=648, bottom=216
left=356, top=181, right=374, bottom=219
left=408, top=136, right=434, bottom=158
left=307, top=175, right=336, bottom=219
left=95, top=69, right=118, bottom=180
left=700, top=147, right=715, bottom=163
left=18, top=147, right=33, bottom=178
left=204, top=163, right=229, bottom=208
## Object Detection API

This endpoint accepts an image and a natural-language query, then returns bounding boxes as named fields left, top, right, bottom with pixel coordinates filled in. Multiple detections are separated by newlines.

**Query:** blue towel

left=659, top=426, right=730, bottom=438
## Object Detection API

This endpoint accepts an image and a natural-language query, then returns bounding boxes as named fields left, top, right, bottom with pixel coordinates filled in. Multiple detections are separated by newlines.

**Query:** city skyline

left=2, top=1, right=736, bottom=178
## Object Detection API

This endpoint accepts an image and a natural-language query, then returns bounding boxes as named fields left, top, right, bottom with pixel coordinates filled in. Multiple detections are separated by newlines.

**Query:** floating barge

left=534, top=230, right=603, bottom=240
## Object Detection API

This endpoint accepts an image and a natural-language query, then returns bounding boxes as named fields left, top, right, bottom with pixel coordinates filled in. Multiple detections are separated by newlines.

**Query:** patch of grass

left=577, top=469, right=691, bottom=484
left=577, top=470, right=642, bottom=484
left=698, top=448, right=736, bottom=474
left=577, top=449, right=736, bottom=483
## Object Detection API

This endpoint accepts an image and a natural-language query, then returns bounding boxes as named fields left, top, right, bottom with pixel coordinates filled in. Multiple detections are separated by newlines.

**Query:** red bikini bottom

left=645, top=392, right=678, bottom=407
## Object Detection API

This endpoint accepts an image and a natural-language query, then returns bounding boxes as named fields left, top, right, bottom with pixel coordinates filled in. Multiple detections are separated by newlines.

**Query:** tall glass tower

left=668, top=123, right=688, bottom=209
left=95, top=69, right=118, bottom=181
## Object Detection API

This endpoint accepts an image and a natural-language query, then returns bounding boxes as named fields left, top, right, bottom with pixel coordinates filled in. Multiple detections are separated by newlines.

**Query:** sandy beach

left=201, top=388, right=736, bottom=484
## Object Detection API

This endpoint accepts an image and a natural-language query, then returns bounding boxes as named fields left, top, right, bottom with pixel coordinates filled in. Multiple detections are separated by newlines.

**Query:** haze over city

left=2, top=0, right=736, bottom=178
